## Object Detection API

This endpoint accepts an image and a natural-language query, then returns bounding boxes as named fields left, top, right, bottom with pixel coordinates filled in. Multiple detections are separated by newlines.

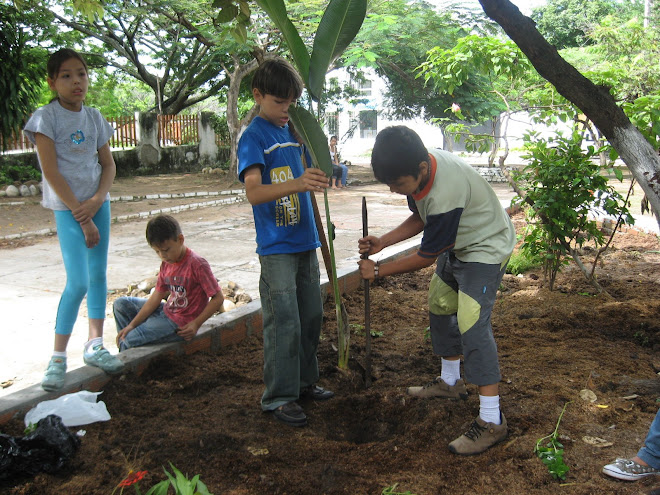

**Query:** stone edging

left=0, top=241, right=421, bottom=425
left=0, top=190, right=247, bottom=241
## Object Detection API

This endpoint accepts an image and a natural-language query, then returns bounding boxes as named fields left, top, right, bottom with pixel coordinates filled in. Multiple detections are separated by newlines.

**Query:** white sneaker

left=42, top=357, right=67, bottom=391
left=603, top=458, right=660, bottom=481
left=84, top=346, right=125, bottom=374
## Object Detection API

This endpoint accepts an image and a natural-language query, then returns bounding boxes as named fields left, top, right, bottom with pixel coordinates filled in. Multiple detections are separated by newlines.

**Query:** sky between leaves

left=429, top=0, right=547, bottom=16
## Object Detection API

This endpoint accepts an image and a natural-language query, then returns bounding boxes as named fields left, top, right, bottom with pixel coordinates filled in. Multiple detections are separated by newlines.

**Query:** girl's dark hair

left=371, top=126, right=429, bottom=184
left=47, top=48, right=88, bottom=80
left=146, top=215, right=182, bottom=246
left=251, top=58, right=303, bottom=100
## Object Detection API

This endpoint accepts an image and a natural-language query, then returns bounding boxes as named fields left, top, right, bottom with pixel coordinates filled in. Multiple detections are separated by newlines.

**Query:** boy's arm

left=379, top=212, right=425, bottom=248
left=116, top=289, right=169, bottom=346
left=176, top=291, right=225, bottom=341
left=243, top=165, right=328, bottom=205
left=358, top=212, right=424, bottom=257
left=358, top=250, right=435, bottom=281
left=357, top=212, right=429, bottom=281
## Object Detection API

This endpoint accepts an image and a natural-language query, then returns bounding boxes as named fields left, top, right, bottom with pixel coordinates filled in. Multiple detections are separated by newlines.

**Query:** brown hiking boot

left=448, top=413, right=508, bottom=455
left=406, top=377, right=468, bottom=400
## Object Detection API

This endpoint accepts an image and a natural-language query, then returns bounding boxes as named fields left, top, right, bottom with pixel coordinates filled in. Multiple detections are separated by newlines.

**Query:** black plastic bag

left=0, top=414, right=81, bottom=481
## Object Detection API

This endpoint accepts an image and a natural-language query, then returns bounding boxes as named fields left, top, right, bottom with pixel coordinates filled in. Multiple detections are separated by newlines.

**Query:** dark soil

left=2, top=217, right=660, bottom=494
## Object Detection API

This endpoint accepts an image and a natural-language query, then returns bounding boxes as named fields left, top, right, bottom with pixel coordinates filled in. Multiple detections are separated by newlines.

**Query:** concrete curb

left=0, top=190, right=247, bottom=241
left=0, top=242, right=420, bottom=426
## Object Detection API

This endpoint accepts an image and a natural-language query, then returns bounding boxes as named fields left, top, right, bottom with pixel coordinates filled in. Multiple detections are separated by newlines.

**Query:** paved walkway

left=1, top=168, right=657, bottom=401
left=0, top=175, right=452, bottom=399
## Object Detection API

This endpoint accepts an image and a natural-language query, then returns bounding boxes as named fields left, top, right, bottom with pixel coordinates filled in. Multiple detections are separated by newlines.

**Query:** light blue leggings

left=53, top=201, right=110, bottom=335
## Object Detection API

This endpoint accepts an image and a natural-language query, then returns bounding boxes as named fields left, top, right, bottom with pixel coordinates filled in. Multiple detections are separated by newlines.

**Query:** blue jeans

left=258, top=251, right=323, bottom=411
left=113, top=296, right=182, bottom=351
left=54, top=201, right=110, bottom=335
left=338, top=163, right=348, bottom=186
left=638, top=408, right=660, bottom=469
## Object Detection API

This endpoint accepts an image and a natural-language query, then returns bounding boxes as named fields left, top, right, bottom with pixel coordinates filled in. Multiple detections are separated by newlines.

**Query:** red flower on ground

left=118, top=470, right=148, bottom=487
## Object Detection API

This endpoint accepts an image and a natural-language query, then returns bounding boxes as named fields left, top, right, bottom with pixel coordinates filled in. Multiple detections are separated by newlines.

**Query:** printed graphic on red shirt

left=165, top=276, right=189, bottom=310
left=156, top=250, right=220, bottom=328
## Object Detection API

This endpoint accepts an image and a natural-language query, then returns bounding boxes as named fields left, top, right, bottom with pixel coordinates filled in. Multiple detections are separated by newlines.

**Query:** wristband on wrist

left=373, top=262, right=380, bottom=279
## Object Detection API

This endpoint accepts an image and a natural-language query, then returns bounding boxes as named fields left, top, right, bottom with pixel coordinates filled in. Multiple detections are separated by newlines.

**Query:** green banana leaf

left=288, top=105, right=333, bottom=177
left=255, top=0, right=310, bottom=86
left=308, top=0, right=367, bottom=100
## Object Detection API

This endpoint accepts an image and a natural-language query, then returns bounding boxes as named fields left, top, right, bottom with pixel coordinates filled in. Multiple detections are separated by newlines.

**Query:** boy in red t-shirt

left=113, top=215, right=224, bottom=351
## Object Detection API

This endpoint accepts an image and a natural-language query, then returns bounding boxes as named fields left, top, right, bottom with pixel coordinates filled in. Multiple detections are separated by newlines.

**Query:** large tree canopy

left=479, top=0, right=660, bottom=228
left=14, top=0, right=660, bottom=223
left=1, top=4, right=61, bottom=146
left=530, top=0, right=631, bottom=49
left=25, top=0, right=255, bottom=115
left=340, top=0, right=480, bottom=122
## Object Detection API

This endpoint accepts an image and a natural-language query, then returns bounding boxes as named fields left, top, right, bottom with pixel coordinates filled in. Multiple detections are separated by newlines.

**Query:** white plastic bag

left=24, top=390, right=111, bottom=427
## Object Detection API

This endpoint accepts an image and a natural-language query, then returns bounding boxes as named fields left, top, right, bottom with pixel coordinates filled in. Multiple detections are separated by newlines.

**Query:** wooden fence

left=157, top=114, right=199, bottom=147
left=107, top=115, right=138, bottom=148
left=1, top=113, right=228, bottom=153
left=0, top=131, right=34, bottom=152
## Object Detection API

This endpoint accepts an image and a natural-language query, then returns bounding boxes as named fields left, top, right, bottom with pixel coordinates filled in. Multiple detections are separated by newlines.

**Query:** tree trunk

left=479, top=0, right=660, bottom=230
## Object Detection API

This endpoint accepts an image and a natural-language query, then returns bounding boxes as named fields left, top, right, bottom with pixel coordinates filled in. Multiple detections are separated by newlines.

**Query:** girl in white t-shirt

left=24, top=48, right=124, bottom=391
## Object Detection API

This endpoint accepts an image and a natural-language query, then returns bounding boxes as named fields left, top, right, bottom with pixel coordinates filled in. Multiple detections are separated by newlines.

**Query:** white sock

left=479, top=394, right=501, bottom=425
left=440, top=358, right=461, bottom=386
left=84, top=337, right=103, bottom=355
left=52, top=351, right=67, bottom=360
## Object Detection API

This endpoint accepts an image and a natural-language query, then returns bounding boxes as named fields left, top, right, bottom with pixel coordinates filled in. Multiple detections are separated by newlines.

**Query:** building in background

left=323, top=68, right=445, bottom=163
left=322, top=67, right=586, bottom=166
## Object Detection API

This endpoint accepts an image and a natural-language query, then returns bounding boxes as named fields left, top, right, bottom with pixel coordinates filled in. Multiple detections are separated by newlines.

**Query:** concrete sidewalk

left=2, top=175, right=472, bottom=401
left=1, top=168, right=656, bottom=413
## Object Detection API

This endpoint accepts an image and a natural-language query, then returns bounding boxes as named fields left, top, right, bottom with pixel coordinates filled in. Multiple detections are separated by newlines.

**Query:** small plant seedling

left=350, top=323, right=364, bottom=334
left=350, top=323, right=383, bottom=338
left=534, top=402, right=571, bottom=481
left=145, top=463, right=213, bottom=495
left=24, top=423, right=37, bottom=435
left=633, top=331, right=650, bottom=347
left=382, top=484, right=417, bottom=495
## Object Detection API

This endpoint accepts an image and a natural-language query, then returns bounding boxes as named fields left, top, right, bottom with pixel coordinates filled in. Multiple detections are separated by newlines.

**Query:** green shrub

left=208, top=114, right=230, bottom=145
left=506, top=247, right=542, bottom=275
left=0, top=161, right=41, bottom=186
left=512, top=131, right=633, bottom=289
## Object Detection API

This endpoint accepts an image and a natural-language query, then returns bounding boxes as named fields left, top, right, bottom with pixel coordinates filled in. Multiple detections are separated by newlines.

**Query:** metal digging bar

left=362, top=196, right=372, bottom=388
